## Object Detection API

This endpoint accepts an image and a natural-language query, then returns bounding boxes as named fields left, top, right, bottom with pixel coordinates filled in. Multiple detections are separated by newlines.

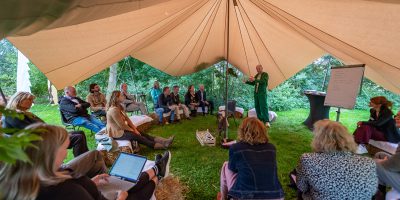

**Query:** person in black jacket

left=2, top=91, right=89, bottom=157
left=184, top=85, right=199, bottom=117
left=155, top=87, right=176, bottom=125
left=196, top=84, right=214, bottom=115
left=354, top=96, right=400, bottom=154
left=170, top=85, right=191, bottom=120
left=59, top=86, right=105, bottom=133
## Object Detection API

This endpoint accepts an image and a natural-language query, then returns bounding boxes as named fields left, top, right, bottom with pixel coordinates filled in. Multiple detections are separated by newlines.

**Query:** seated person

left=220, top=117, right=284, bottom=200
left=185, top=85, right=199, bottom=116
left=60, top=86, right=105, bottom=133
left=196, top=84, right=214, bottom=115
left=170, top=85, right=191, bottom=120
left=374, top=111, right=400, bottom=198
left=86, top=83, right=107, bottom=119
left=2, top=91, right=88, bottom=157
left=353, top=96, right=400, bottom=154
left=155, top=87, right=176, bottom=124
left=0, top=123, right=171, bottom=200
left=150, top=81, right=162, bottom=109
left=107, top=91, right=174, bottom=149
left=120, top=83, right=148, bottom=115
left=297, top=120, right=378, bottom=199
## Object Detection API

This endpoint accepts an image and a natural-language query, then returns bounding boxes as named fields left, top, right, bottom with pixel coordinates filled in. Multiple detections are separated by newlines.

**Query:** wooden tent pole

left=223, top=0, right=232, bottom=141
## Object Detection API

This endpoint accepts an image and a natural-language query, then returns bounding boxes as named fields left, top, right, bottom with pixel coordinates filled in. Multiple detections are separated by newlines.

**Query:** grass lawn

left=30, top=105, right=369, bottom=200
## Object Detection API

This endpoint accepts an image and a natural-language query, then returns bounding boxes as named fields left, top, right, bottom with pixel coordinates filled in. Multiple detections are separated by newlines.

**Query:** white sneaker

left=356, top=144, right=368, bottom=154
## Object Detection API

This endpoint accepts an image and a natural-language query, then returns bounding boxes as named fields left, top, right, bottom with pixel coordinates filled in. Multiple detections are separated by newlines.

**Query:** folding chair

left=59, top=109, right=78, bottom=131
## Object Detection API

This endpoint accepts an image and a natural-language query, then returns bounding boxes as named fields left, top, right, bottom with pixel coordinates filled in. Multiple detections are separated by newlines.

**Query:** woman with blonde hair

left=106, top=90, right=174, bottom=149
left=2, top=91, right=89, bottom=157
left=0, top=123, right=171, bottom=200
left=353, top=96, right=400, bottom=154
left=296, top=120, right=378, bottom=200
left=219, top=117, right=284, bottom=200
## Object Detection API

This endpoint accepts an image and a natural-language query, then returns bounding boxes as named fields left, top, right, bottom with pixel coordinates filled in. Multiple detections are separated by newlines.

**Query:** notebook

left=97, top=153, right=147, bottom=199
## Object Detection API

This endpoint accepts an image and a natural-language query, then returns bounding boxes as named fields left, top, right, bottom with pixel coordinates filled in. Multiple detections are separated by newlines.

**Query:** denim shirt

left=228, top=142, right=284, bottom=199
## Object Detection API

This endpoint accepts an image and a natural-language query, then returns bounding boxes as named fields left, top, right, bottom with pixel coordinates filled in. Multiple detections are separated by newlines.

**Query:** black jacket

left=59, top=96, right=91, bottom=123
left=170, top=92, right=181, bottom=105
left=363, top=108, right=400, bottom=143
left=185, top=92, right=198, bottom=106
left=157, top=93, right=171, bottom=112
left=196, top=90, right=207, bottom=102
left=2, top=112, right=44, bottom=130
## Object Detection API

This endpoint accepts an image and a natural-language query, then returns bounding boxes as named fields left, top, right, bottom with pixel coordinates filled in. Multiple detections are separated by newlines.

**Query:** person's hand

left=376, top=156, right=388, bottom=163
left=205, top=101, right=209, bottom=105
left=357, top=121, right=363, bottom=127
left=249, top=76, right=255, bottom=82
left=132, top=129, right=141, bottom=135
left=116, top=191, right=128, bottom=200
left=75, top=104, right=82, bottom=108
left=91, top=174, right=109, bottom=186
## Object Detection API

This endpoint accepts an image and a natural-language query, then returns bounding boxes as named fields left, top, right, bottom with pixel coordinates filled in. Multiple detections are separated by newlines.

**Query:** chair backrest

left=227, top=100, right=236, bottom=113
left=59, top=109, right=69, bottom=124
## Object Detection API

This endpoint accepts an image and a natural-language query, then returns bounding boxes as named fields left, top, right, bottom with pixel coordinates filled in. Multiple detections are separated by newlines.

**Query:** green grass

left=30, top=104, right=369, bottom=200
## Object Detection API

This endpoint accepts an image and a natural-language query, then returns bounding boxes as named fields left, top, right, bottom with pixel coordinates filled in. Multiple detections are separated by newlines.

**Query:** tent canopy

left=2, top=0, right=400, bottom=93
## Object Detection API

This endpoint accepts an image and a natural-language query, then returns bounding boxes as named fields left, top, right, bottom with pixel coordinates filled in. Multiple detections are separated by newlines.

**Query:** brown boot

left=155, top=136, right=175, bottom=148
left=153, top=143, right=166, bottom=150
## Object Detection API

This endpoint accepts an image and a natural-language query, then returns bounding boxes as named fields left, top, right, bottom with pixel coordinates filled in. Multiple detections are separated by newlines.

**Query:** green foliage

left=29, top=63, right=48, bottom=98
left=0, top=106, right=42, bottom=164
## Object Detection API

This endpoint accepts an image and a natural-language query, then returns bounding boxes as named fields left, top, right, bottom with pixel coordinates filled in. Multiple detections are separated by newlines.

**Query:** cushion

left=368, top=140, right=398, bottom=155
left=129, top=115, right=153, bottom=127
left=97, top=140, right=133, bottom=151
left=218, top=106, right=244, bottom=114
left=248, top=108, right=278, bottom=123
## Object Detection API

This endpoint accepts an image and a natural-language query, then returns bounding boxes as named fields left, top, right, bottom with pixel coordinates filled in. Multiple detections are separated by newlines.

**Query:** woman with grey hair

left=2, top=91, right=89, bottom=157
left=296, top=120, right=378, bottom=200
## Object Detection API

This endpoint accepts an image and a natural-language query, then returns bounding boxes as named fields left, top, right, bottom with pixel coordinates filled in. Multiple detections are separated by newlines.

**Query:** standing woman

left=106, top=91, right=174, bottom=149
left=150, top=81, right=162, bottom=109
left=184, top=85, right=199, bottom=117
left=353, top=96, right=400, bottom=154
left=220, top=118, right=284, bottom=200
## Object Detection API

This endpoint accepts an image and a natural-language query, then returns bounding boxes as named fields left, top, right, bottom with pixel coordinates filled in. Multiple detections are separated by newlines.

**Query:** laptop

left=97, top=152, right=147, bottom=199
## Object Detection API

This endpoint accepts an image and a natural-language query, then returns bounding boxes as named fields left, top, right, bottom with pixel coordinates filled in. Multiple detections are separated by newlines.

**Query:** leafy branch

left=0, top=105, right=42, bottom=164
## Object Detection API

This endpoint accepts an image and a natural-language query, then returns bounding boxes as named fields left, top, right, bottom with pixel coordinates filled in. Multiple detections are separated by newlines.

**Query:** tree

left=106, top=63, right=118, bottom=99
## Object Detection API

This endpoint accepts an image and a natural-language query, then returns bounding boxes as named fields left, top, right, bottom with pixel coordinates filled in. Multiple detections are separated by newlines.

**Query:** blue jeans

left=155, top=108, right=175, bottom=123
left=72, top=115, right=105, bottom=133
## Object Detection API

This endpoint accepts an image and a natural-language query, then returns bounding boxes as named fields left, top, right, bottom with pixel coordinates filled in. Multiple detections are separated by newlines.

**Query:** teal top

left=245, top=72, right=269, bottom=95
left=150, top=88, right=162, bottom=105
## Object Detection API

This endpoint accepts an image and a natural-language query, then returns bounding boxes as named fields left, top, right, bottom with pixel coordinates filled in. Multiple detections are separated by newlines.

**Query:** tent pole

left=223, top=0, right=232, bottom=141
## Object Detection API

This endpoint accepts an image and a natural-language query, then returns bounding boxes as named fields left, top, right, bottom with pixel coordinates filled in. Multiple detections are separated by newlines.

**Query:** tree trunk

left=16, top=50, right=31, bottom=93
left=106, top=63, right=118, bottom=100
left=47, top=80, right=59, bottom=105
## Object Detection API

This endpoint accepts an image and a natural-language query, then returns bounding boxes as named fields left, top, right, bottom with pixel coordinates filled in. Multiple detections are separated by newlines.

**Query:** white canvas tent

left=1, top=0, right=400, bottom=93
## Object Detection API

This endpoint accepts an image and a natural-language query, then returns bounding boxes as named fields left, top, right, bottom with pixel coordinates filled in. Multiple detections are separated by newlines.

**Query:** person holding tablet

left=0, top=123, right=171, bottom=200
